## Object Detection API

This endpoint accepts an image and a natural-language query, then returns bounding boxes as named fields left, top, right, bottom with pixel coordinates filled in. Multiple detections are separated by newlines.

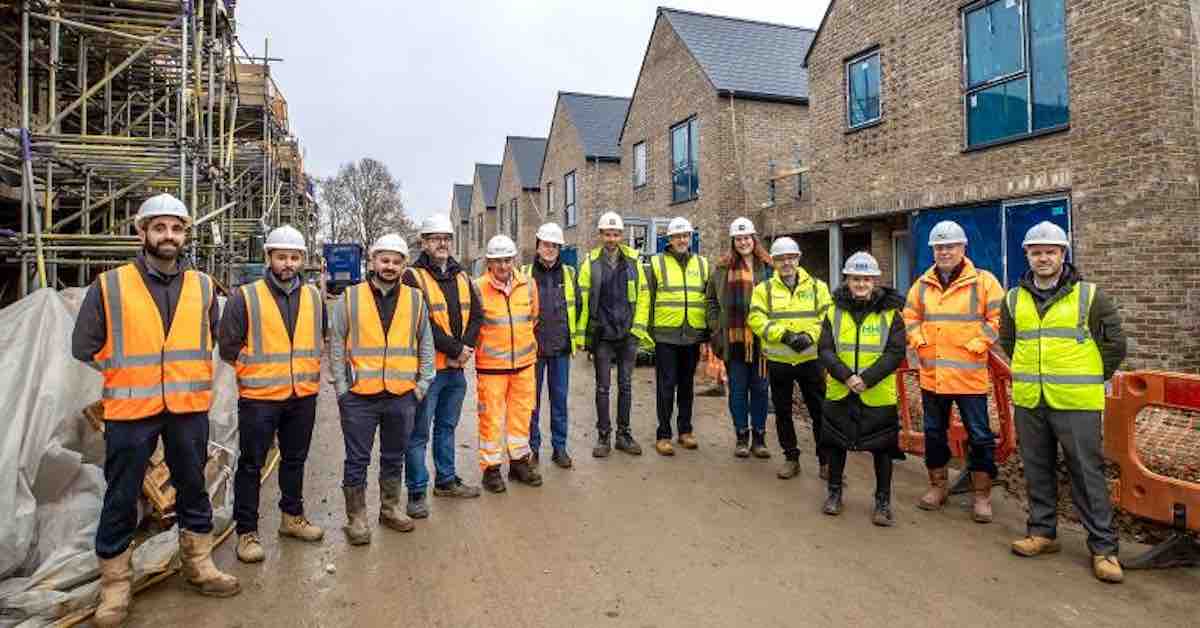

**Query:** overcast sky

left=234, top=1, right=831, bottom=222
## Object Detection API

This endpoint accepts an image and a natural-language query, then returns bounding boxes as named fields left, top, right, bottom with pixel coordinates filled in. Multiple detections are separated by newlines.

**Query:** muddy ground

left=127, top=357, right=1198, bottom=627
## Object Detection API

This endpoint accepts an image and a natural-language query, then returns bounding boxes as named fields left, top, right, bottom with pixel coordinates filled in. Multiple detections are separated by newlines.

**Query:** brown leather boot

left=971, top=471, right=993, bottom=523
left=280, top=513, right=324, bottom=542
left=379, top=478, right=415, bottom=532
left=917, top=467, right=949, bottom=511
left=343, top=486, right=372, bottom=545
left=178, top=530, right=241, bottom=597
left=94, top=548, right=133, bottom=628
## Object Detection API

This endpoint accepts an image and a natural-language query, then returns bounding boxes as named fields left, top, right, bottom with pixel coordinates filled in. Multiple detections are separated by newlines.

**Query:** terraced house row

left=447, top=1, right=1200, bottom=371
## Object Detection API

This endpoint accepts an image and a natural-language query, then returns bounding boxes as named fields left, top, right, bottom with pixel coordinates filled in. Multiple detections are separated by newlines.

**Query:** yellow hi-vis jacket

left=1008, top=281, right=1105, bottom=410
left=644, top=252, right=710, bottom=345
left=748, top=269, right=832, bottom=366
left=825, top=306, right=898, bottom=407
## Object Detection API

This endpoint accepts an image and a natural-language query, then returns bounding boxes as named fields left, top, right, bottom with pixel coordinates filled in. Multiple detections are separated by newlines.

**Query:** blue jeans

left=726, top=359, right=769, bottom=434
left=921, top=391, right=997, bottom=477
left=407, top=368, right=468, bottom=494
left=339, top=391, right=417, bottom=488
left=531, top=354, right=571, bottom=454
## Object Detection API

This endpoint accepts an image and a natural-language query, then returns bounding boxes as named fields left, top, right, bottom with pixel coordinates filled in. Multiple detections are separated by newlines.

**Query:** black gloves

left=781, top=331, right=813, bottom=352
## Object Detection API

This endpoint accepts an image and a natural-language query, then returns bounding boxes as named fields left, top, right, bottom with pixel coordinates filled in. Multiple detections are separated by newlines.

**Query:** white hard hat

left=928, top=220, right=968, bottom=246
left=370, top=233, right=409, bottom=258
left=486, top=234, right=518, bottom=259
left=420, top=213, right=454, bottom=236
left=597, top=211, right=624, bottom=232
left=729, top=217, right=756, bottom=237
left=842, top=251, right=882, bottom=277
left=136, top=193, right=190, bottom=227
left=666, top=217, right=694, bottom=236
left=536, top=222, right=565, bottom=245
left=769, top=237, right=801, bottom=258
left=263, top=225, right=306, bottom=254
left=1022, top=221, right=1070, bottom=248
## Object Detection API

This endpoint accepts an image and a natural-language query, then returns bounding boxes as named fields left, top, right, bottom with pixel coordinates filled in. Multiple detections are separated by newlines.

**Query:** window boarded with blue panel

left=965, top=1, right=1024, bottom=87
left=848, top=53, right=881, bottom=128
left=1029, top=0, right=1069, bottom=130
left=1003, top=198, right=1071, bottom=286
left=968, top=78, right=1030, bottom=147
left=912, top=205, right=1004, bottom=284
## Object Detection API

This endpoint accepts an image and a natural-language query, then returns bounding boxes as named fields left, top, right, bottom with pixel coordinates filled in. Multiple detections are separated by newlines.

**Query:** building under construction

left=0, top=0, right=317, bottom=306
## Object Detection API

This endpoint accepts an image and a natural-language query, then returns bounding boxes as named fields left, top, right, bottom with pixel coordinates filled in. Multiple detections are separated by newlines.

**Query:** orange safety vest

left=344, top=282, right=425, bottom=396
left=235, top=279, right=323, bottom=400
left=474, top=270, right=538, bottom=370
left=902, top=258, right=1003, bottom=395
left=409, top=267, right=472, bottom=369
left=94, top=264, right=215, bottom=420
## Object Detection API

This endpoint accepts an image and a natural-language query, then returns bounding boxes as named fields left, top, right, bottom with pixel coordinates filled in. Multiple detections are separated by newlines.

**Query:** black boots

left=872, top=491, right=895, bottom=527
left=509, top=455, right=543, bottom=487
left=822, top=481, right=844, bottom=516
left=734, top=430, right=751, bottom=458
left=614, top=430, right=642, bottom=455
left=482, top=466, right=506, bottom=493
left=592, top=431, right=612, bottom=458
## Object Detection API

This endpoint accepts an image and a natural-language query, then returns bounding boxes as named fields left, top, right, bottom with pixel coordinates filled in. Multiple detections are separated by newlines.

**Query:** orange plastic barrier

left=896, top=351, right=1017, bottom=464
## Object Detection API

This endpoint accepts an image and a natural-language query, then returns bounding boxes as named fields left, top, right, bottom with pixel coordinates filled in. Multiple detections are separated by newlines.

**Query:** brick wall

left=805, top=0, right=1200, bottom=370
left=466, top=172, right=492, bottom=268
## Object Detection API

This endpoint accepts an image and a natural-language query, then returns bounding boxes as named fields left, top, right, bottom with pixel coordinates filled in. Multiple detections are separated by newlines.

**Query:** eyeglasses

left=425, top=235, right=452, bottom=244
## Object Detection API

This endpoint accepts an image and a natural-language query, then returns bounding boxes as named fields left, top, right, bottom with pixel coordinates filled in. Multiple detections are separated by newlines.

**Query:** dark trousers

left=1015, top=406, right=1118, bottom=556
left=655, top=342, right=701, bottom=440
left=828, top=448, right=894, bottom=496
left=921, top=391, right=996, bottom=477
left=339, top=391, right=417, bottom=489
left=531, top=354, right=571, bottom=454
left=593, top=335, right=638, bottom=435
left=233, top=395, right=318, bottom=534
left=768, top=360, right=829, bottom=464
left=96, top=411, right=212, bottom=559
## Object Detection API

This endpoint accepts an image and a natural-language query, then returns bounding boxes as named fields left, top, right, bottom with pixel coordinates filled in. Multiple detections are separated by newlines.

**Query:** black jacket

left=218, top=271, right=324, bottom=363
left=402, top=252, right=482, bottom=361
left=999, top=263, right=1127, bottom=382
left=817, top=285, right=907, bottom=452
left=530, top=258, right=577, bottom=357
left=72, top=254, right=220, bottom=366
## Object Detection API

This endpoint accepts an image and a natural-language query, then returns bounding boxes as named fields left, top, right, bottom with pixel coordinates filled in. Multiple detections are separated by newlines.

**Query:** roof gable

left=559, top=92, right=631, bottom=160
left=474, top=163, right=501, bottom=208
left=452, top=184, right=473, bottom=213
left=506, top=136, right=548, bottom=189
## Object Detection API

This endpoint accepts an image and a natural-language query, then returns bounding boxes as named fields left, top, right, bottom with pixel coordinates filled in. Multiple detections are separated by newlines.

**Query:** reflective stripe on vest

left=754, top=275, right=826, bottom=364
left=523, top=263, right=578, bottom=354
left=1009, top=282, right=1105, bottom=410
left=412, top=268, right=471, bottom=369
left=826, top=307, right=897, bottom=407
left=236, top=280, right=322, bottom=400
left=650, top=253, right=709, bottom=336
left=475, top=273, right=538, bottom=370
left=95, top=264, right=214, bottom=420
left=905, top=260, right=1000, bottom=395
left=346, top=283, right=422, bottom=395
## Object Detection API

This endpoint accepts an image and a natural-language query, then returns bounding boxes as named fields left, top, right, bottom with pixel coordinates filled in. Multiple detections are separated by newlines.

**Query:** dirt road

left=129, top=358, right=1198, bottom=627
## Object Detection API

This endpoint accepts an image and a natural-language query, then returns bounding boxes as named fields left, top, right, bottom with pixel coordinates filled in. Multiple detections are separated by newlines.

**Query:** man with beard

left=218, top=225, right=325, bottom=564
left=72, top=194, right=239, bottom=627
left=400, top=214, right=483, bottom=518
left=330, top=234, right=435, bottom=545
left=1000, top=221, right=1127, bottom=583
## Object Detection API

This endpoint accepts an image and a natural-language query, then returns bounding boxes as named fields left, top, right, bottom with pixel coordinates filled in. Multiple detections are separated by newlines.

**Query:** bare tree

left=317, top=158, right=415, bottom=248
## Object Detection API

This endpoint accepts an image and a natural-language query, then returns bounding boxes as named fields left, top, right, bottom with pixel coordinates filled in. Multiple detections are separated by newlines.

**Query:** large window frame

left=670, top=117, right=700, bottom=204
left=961, top=0, right=1069, bottom=150
left=633, top=141, right=647, bottom=188
left=845, top=49, right=882, bottom=130
left=563, top=171, right=577, bottom=227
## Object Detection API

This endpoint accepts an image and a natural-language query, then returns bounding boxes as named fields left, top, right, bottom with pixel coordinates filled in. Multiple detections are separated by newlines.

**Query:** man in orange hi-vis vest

left=475, top=235, right=543, bottom=493
left=71, top=194, right=238, bottom=628
left=218, top=225, right=325, bottom=565
left=903, top=220, right=1004, bottom=525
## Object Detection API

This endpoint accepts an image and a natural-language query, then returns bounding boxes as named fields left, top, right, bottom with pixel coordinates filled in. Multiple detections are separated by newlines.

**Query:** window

left=475, top=214, right=483, bottom=248
left=795, top=172, right=805, bottom=200
left=670, top=118, right=699, bottom=203
left=846, top=51, right=881, bottom=128
left=633, top=142, right=647, bottom=187
left=564, top=171, right=576, bottom=227
left=545, top=181, right=553, bottom=217
left=767, top=179, right=776, bottom=206
left=509, top=199, right=518, bottom=238
left=963, top=0, right=1068, bottom=148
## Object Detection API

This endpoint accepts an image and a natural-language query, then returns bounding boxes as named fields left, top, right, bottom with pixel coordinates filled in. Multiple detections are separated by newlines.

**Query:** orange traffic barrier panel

left=1105, top=371, right=1200, bottom=569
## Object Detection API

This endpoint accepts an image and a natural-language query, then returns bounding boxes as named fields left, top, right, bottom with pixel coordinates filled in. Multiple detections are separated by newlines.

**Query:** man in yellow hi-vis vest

left=999, top=221, right=1127, bottom=584
left=218, top=225, right=325, bottom=564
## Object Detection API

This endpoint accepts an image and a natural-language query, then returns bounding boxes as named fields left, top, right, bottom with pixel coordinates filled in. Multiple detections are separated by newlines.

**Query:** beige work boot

left=343, top=486, right=372, bottom=545
left=178, top=530, right=241, bottom=597
left=678, top=433, right=698, bottom=450
left=655, top=439, right=675, bottom=456
left=917, top=468, right=949, bottom=511
left=777, top=459, right=801, bottom=479
left=279, top=513, right=324, bottom=542
left=971, top=472, right=993, bottom=524
left=379, top=478, right=415, bottom=533
left=1011, top=536, right=1061, bottom=557
left=236, top=532, right=265, bottom=563
left=93, top=548, right=133, bottom=628
left=1093, top=555, right=1124, bottom=583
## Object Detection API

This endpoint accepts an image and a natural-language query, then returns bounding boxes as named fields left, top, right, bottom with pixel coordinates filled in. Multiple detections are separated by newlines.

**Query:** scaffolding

left=0, top=0, right=318, bottom=302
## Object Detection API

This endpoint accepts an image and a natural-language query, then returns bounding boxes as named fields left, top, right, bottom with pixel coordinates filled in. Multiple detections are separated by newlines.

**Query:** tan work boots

left=917, top=467, right=949, bottom=510
left=971, top=471, right=994, bottom=523
left=94, top=548, right=133, bottom=628
left=280, top=513, right=325, bottom=542
left=178, top=530, right=241, bottom=597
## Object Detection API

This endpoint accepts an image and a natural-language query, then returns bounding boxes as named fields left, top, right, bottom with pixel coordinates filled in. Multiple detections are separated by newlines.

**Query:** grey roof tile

left=452, top=184, right=473, bottom=213
left=474, top=163, right=501, bottom=207
left=508, top=137, right=548, bottom=189
left=559, top=93, right=631, bottom=159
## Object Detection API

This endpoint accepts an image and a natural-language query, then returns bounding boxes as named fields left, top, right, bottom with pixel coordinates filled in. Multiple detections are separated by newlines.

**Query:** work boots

left=872, top=492, right=895, bottom=527
left=918, top=468, right=949, bottom=511
left=678, top=433, right=699, bottom=450
left=751, top=431, right=771, bottom=458
left=551, top=449, right=574, bottom=469
left=614, top=430, right=642, bottom=455
left=94, top=548, right=133, bottom=628
left=508, top=455, right=544, bottom=487
left=280, top=513, right=324, bottom=542
left=822, top=478, right=844, bottom=516
left=734, top=430, right=751, bottom=458
left=971, top=471, right=994, bottom=524
left=655, top=439, right=675, bottom=456
left=593, top=431, right=612, bottom=458
left=482, top=466, right=506, bottom=493
left=1011, top=536, right=1061, bottom=557
left=342, top=486, right=371, bottom=546
left=379, top=478, right=415, bottom=532
left=777, top=459, right=801, bottom=479
left=178, top=530, right=241, bottom=597
left=1092, top=555, right=1124, bottom=583
left=407, top=492, right=430, bottom=519
left=236, top=533, right=265, bottom=563
left=433, top=477, right=482, bottom=499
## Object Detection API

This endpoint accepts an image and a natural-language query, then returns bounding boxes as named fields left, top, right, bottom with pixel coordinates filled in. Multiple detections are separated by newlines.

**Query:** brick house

left=448, top=183, right=473, bottom=264
left=540, top=92, right=632, bottom=263
left=621, top=7, right=815, bottom=261
left=495, top=136, right=547, bottom=263
left=802, top=0, right=1200, bottom=370
left=467, top=163, right=501, bottom=276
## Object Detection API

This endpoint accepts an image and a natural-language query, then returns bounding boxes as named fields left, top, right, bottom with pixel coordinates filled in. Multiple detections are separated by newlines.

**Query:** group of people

left=71, top=194, right=1130, bottom=626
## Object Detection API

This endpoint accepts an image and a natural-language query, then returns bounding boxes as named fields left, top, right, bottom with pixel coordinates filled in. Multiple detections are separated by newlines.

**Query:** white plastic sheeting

left=0, top=288, right=240, bottom=627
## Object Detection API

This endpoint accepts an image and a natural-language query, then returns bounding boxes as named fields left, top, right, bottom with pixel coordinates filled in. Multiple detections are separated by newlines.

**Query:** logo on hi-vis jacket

left=860, top=322, right=882, bottom=336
